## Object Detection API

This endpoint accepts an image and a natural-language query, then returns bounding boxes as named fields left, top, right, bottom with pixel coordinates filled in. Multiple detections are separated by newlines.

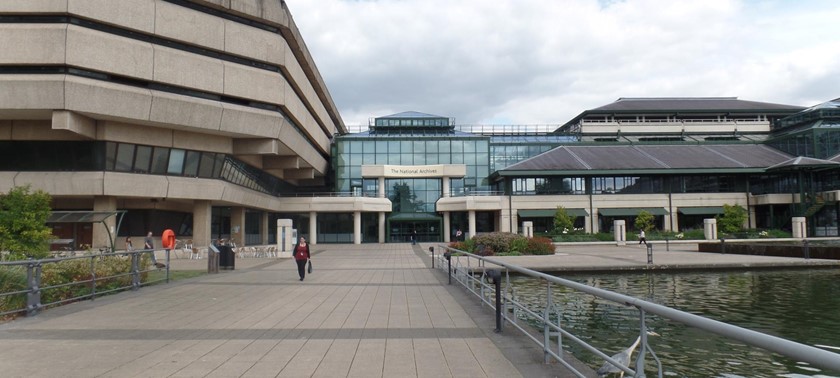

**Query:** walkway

left=0, top=244, right=577, bottom=378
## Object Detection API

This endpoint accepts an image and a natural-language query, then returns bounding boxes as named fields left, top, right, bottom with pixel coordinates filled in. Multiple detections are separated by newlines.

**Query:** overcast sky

left=288, top=0, right=840, bottom=126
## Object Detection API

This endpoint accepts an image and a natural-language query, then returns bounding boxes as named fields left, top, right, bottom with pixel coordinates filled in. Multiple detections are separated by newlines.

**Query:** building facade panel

left=154, top=1, right=226, bottom=51
left=0, top=25, right=67, bottom=65
left=68, top=0, right=156, bottom=33
left=152, top=45, right=225, bottom=93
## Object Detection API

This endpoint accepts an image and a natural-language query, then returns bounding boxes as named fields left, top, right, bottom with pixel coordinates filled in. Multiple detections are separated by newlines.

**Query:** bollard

left=803, top=239, right=810, bottom=260
left=26, top=259, right=41, bottom=317
left=444, top=252, right=452, bottom=285
left=487, top=269, right=502, bottom=333
left=665, top=236, right=670, bottom=251
left=646, top=244, right=653, bottom=265
left=429, top=246, right=435, bottom=268
left=720, top=238, right=726, bottom=254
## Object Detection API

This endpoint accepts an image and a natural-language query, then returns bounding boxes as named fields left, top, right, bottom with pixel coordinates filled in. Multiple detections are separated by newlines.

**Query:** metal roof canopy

left=46, top=211, right=126, bottom=252
left=678, top=207, right=725, bottom=215
left=598, top=207, right=669, bottom=216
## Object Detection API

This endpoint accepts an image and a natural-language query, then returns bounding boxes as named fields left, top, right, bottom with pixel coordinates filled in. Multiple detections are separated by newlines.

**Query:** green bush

left=0, top=266, right=27, bottom=315
left=526, top=237, right=556, bottom=255
left=38, top=256, right=140, bottom=306
left=471, top=233, right=525, bottom=256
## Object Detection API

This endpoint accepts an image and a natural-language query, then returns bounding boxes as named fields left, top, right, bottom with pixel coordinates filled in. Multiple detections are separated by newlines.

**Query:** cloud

left=288, top=0, right=840, bottom=125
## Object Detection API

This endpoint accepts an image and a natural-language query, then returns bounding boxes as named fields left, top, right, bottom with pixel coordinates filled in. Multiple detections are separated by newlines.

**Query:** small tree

left=634, top=210, right=654, bottom=232
left=0, top=185, right=54, bottom=259
left=553, top=206, right=573, bottom=234
left=717, top=204, right=747, bottom=234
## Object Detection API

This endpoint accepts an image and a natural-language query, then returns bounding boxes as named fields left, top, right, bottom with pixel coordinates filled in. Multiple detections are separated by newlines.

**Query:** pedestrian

left=410, top=230, right=417, bottom=245
left=125, top=236, right=134, bottom=251
left=639, top=229, right=647, bottom=245
left=455, top=228, right=463, bottom=241
left=293, top=236, right=311, bottom=281
left=144, top=231, right=165, bottom=268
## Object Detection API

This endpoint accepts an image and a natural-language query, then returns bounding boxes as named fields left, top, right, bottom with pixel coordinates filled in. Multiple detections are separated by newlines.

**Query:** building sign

left=361, top=164, right=466, bottom=178
left=384, top=164, right=442, bottom=177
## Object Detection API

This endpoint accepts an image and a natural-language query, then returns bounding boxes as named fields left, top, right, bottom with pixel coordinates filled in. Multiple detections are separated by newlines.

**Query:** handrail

left=0, top=249, right=170, bottom=317
left=435, top=245, right=840, bottom=375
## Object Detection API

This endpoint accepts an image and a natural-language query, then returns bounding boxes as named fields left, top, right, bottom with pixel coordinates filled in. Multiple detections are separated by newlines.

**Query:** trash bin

left=218, top=245, right=235, bottom=270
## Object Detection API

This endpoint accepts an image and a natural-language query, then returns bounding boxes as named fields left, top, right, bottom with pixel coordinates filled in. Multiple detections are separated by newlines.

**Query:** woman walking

left=293, top=236, right=311, bottom=281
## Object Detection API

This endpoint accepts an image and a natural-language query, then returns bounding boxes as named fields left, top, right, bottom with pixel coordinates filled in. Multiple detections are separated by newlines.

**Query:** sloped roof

left=766, top=156, right=840, bottom=172
left=591, top=97, right=805, bottom=112
left=379, top=111, right=447, bottom=119
left=500, top=144, right=794, bottom=173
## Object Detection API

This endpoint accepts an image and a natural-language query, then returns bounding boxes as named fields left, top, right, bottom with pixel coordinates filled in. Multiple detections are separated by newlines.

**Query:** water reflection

left=508, top=269, right=840, bottom=377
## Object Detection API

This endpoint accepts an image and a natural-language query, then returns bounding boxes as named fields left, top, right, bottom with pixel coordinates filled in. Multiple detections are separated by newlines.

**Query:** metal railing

left=0, top=249, right=170, bottom=318
left=432, top=245, right=840, bottom=377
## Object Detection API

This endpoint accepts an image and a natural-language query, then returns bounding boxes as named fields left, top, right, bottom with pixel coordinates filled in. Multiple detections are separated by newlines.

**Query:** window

left=134, top=145, right=152, bottom=173
left=167, top=149, right=185, bottom=175
left=151, top=147, right=169, bottom=174
left=114, top=143, right=135, bottom=172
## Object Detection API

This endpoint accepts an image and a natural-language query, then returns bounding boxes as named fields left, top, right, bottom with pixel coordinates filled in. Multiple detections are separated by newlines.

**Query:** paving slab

left=0, top=244, right=581, bottom=377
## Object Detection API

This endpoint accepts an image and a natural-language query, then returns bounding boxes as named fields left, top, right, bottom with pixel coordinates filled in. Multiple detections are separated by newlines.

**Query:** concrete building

left=0, top=0, right=346, bottom=249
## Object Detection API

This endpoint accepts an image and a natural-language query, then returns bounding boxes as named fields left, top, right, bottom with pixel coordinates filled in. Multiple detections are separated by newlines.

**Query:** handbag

left=307, top=260, right=313, bottom=274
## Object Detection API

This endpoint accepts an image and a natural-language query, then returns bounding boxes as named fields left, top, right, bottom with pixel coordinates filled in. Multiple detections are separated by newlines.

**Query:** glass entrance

left=387, top=216, right=442, bottom=243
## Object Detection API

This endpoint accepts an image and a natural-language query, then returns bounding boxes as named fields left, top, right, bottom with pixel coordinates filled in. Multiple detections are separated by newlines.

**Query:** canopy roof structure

left=46, top=211, right=126, bottom=252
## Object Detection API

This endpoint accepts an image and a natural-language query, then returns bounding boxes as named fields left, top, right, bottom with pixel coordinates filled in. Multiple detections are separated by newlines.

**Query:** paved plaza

left=1, top=242, right=837, bottom=377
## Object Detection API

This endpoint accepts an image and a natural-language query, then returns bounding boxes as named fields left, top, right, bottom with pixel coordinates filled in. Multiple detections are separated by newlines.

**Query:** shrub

left=0, top=266, right=27, bottom=315
left=471, top=233, right=524, bottom=255
left=526, top=237, right=556, bottom=255
left=553, top=206, right=574, bottom=234
left=634, top=211, right=654, bottom=232
left=717, top=204, right=747, bottom=234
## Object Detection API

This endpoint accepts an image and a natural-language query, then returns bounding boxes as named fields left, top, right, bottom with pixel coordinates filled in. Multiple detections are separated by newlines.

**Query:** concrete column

left=792, top=217, right=807, bottom=238
left=613, top=220, right=626, bottom=245
left=704, top=218, right=717, bottom=240
left=309, top=211, right=318, bottom=245
left=276, top=219, right=293, bottom=258
left=592, top=212, right=600, bottom=233
left=378, top=212, right=386, bottom=243
left=442, top=177, right=451, bottom=197
left=664, top=213, right=674, bottom=232
left=261, top=212, right=269, bottom=245
left=510, top=213, right=519, bottom=234
left=468, top=210, right=476, bottom=240
left=192, top=200, right=212, bottom=248
left=522, top=221, right=534, bottom=238
left=443, top=211, right=451, bottom=242
left=584, top=216, right=592, bottom=233
left=231, top=207, right=245, bottom=246
left=354, top=211, right=362, bottom=244
left=93, top=196, right=117, bottom=249
left=378, top=177, right=385, bottom=198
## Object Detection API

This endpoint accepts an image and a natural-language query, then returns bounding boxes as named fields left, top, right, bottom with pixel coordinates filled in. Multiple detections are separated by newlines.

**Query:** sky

left=287, top=0, right=840, bottom=126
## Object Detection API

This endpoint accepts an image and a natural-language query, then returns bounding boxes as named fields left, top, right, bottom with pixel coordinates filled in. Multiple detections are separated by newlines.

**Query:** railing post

left=803, top=239, right=810, bottom=260
left=26, top=259, right=41, bottom=317
left=90, top=255, right=97, bottom=299
left=488, top=269, right=502, bottom=333
left=444, top=252, right=452, bottom=285
left=544, top=282, right=552, bottom=364
left=646, top=244, right=653, bottom=265
left=131, top=252, right=140, bottom=290
left=720, top=238, right=726, bottom=254
left=429, top=246, right=434, bottom=269
left=665, top=236, right=670, bottom=252
left=165, top=248, right=171, bottom=283
left=636, top=308, right=649, bottom=378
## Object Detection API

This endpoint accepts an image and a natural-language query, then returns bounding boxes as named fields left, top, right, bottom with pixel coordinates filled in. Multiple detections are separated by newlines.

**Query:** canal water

left=508, top=268, right=840, bottom=377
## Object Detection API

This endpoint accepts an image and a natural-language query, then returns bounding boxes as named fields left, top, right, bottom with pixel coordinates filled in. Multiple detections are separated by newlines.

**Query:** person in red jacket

left=293, top=236, right=311, bottom=281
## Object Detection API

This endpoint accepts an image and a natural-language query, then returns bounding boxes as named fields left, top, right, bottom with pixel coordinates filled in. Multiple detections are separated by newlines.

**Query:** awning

left=598, top=207, right=669, bottom=216
left=678, top=206, right=725, bottom=215
left=47, top=211, right=122, bottom=223
left=387, top=212, right=442, bottom=222
left=518, top=209, right=589, bottom=218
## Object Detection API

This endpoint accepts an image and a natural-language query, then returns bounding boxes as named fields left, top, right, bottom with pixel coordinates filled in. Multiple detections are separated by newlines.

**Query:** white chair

left=187, top=240, right=202, bottom=259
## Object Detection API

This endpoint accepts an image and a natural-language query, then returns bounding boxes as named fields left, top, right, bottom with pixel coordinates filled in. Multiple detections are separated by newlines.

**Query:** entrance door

left=388, top=219, right=442, bottom=243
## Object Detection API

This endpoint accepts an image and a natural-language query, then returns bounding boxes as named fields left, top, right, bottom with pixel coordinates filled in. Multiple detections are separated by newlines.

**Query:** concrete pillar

left=592, top=212, right=600, bottom=234
left=522, top=221, right=534, bottom=238
left=510, top=213, right=519, bottom=234
left=261, top=212, right=269, bottom=245
left=378, top=212, right=386, bottom=243
left=584, top=216, right=592, bottom=233
left=231, top=207, right=245, bottom=246
left=792, top=217, right=807, bottom=238
left=192, top=200, right=212, bottom=248
left=614, top=220, right=626, bottom=245
left=443, top=211, right=451, bottom=242
left=276, top=219, right=293, bottom=258
left=442, top=177, right=451, bottom=198
left=92, top=196, right=117, bottom=249
left=468, top=210, right=476, bottom=240
left=378, top=177, right=385, bottom=198
left=309, top=211, right=318, bottom=245
left=354, top=211, right=361, bottom=244
left=704, top=218, right=717, bottom=240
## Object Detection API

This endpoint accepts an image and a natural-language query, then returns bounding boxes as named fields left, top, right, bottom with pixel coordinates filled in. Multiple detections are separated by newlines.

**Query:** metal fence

left=432, top=245, right=840, bottom=377
left=0, top=249, right=170, bottom=318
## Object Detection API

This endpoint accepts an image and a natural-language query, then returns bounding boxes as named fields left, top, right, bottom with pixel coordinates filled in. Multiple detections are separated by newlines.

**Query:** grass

left=146, top=270, right=207, bottom=284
